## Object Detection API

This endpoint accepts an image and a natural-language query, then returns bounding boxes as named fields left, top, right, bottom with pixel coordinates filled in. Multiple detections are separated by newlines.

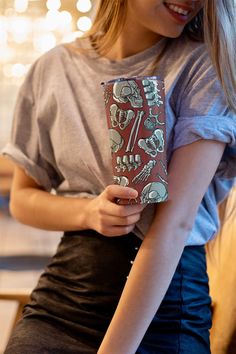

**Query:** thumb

left=104, top=185, right=138, bottom=202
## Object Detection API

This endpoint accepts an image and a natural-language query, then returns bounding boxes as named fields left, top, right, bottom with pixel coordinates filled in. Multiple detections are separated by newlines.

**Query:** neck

left=105, top=22, right=163, bottom=61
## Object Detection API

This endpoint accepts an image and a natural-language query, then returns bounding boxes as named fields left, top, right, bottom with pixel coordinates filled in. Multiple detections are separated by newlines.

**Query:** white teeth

left=167, top=4, right=189, bottom=16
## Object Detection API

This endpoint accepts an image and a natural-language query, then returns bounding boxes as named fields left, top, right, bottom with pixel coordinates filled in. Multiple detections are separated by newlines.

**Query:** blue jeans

left=5, top=231, right=211, bottom=353
left=136, top=243, right=211, bottom=353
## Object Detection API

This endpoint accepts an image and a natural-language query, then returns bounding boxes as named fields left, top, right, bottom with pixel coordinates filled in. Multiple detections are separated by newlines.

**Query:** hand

left=84, top=185, right=145, bottom=236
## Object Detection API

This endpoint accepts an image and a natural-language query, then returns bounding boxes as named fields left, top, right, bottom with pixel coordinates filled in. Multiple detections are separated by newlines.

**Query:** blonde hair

left=85, top=0, right=236, bottom=113
left=204, top=1, right=236, bottom=113
left=87, top=0, right=127, bottom=54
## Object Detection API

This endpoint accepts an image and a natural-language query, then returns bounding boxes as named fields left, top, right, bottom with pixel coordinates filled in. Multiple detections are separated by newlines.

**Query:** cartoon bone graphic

left=113, top=175, right=129, bottom=187
left=109, top=129, right=124, bottom=153
left=115, top=154, right=142, bottom=172
left=126, top=111, right=144, bottom=152
left=138, top=129, right=164, bottom=158
left=142, top=79, right=164, bottom=107
left=109, top=104, right=135, bottom=130
left=144, top=107, right=165, bottom=130
left=132, top=160, right=156, bottom=184
left=113, top=80, right=143, bottom=108
left=141, top=181, right=168, bottom=203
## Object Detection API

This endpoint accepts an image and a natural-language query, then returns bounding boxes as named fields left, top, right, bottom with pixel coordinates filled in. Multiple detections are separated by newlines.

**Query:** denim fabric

left=136, top=242, right=211, bottom=353
left=4, top=231, right=211, bottom=354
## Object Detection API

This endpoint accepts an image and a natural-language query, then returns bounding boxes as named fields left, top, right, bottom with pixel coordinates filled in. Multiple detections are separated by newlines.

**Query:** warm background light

left=76, top=0, right=92, bottom=13
left=0, top=0, right=97, bottom=149
left=46, top=0, right=61, bottom=11
left=77, top=15, right=92, bottom=31
left=14, top=0, right=29, bottom=13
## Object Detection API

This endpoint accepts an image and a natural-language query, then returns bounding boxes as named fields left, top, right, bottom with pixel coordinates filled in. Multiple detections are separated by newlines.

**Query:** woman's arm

left=9, top=166, right=144, bottom=235
left=98, top=139, right=225, bottom=354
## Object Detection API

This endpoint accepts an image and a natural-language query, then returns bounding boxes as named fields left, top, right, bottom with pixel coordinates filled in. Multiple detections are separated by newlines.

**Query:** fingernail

left=129, top=189, right=138, bottom=198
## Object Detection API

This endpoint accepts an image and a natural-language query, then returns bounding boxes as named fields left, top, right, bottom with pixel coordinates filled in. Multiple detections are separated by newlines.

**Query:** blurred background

left=0, top=1, right=97, bottom=352
left=0, top=0, right=97, bottom=149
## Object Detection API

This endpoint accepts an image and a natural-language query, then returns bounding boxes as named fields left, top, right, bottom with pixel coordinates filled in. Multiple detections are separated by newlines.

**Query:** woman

left=2, top=0, right=236, bottom=353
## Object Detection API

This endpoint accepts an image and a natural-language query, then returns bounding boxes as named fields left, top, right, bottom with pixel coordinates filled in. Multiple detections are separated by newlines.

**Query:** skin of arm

left=9, top=168, right=144, bottom=236
left=97, top=139, right=225, bottom=354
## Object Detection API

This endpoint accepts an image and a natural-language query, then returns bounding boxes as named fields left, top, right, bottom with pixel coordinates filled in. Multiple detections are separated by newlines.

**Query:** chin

left=162, top=28, right=184, bottom=38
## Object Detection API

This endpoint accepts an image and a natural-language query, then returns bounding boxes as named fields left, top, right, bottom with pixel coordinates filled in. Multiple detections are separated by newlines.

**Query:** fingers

left=104, top=185, right=138, bottom=202
left=85, top=185, right=146, bottom=237
left=96, top=208, right=143, bottom=237
left=103, top=185, right=145, bottom=216
left=99, top=224, right=136, bottom=237
left=102, top=212, right=141, bottom=227
left=100, top=198, right=144, bottom=219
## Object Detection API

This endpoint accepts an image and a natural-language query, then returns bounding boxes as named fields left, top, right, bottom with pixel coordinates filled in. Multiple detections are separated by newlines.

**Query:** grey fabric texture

left=2, top=35, right=236, bottom=245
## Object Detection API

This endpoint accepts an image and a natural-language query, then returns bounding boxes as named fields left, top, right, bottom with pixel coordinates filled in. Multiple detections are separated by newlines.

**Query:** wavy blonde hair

left=86, top=0, right=236, bottom=113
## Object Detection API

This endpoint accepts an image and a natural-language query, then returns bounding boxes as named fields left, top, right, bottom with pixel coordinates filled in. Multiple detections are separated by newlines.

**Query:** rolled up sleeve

left=2, top=59, right=64, bottom=191
left=173, top=63, right=236, bottom=179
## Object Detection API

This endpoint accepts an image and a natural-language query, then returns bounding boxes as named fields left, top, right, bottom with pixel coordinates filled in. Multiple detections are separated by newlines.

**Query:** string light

left=46, top=0, right=61, bottom=11
left=11, top=63, right=28, bottom=77
left=33, top=32, right=57, bottom=53
left=76, top=0, right=92, bottom=13
left=45, top=10, right=61, bottom=31
left=9, top=16, right=31, bottom=43
left=58, top=11, right=73, bottom=32
left=14, top=0, right=28, bottom=13
left=77, top=16, right=92, bottom=31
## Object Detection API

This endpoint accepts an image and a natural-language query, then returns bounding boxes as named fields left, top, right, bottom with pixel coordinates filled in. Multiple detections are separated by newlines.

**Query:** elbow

left=178, top=219, right=194, bottom=234
left=9, top=196, right=20, bottom=221
left=9, top=193, right=27, bottom=224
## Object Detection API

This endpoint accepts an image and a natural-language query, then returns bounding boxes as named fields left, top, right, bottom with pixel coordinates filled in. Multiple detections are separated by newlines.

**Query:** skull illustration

left=110, top=104, right=135, bottom=130
left=138, top=129, right=164, bottom=158
left=113, top=80, right=143, bottom=108
left=141, top=182, right=168, bottom=203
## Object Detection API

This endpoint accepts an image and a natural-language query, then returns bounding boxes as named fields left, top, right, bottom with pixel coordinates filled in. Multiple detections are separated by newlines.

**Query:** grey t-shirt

left=2, top=36, right=236, bottom=245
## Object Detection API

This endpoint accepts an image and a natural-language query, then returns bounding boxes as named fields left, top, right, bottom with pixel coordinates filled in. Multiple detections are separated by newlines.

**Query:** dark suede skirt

left=4, top=230, right=212, bottom=354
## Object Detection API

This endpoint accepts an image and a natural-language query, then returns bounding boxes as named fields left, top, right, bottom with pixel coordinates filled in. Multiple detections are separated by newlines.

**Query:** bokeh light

left=77, top=16, right=92, bottom=31
left=46, top=0, right=61, bottom=11
left=0, top=0, right=96, bottom=149
left=76, top=0, right=92, bottom=13
left=33, top=32, right=57, bottom=53
left=0, top=1, right=95, bottom=98
left=14, top=0, right=29, bottom=13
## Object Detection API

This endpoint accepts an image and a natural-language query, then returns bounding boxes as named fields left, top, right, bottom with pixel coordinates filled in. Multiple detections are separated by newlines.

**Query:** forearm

left=10, top=187, right=91, bottom=231
left=97, top=204, right=191, bottom=354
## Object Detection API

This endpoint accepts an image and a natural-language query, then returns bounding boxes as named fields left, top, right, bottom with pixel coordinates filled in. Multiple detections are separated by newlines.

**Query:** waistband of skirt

left=64, top=229, right=100, bottom=237
left=63, top=229, right=140, bottom=240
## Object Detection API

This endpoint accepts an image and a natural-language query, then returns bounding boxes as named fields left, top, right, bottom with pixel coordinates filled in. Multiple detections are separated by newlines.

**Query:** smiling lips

left=164, top=2, right=194, bottom=22
left=166, top=4, right=189, bottom=15
left=164, top=2, right=194, bottom=16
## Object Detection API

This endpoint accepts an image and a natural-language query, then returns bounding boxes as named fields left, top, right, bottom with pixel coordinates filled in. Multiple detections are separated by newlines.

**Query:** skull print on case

left=102, top=76, right=168, bottom=204
left=113, top=80, right=143, bottom=108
